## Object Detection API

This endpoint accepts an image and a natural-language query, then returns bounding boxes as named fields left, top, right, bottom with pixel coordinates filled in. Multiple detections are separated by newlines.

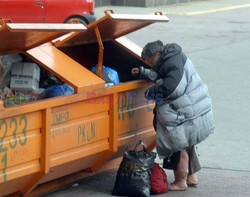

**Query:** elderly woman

left=131, top=41, right=215, bottom=191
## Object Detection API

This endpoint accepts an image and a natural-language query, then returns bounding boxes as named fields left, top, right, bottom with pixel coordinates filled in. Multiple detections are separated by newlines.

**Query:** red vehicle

left=0, top=0, right=96, bottom=24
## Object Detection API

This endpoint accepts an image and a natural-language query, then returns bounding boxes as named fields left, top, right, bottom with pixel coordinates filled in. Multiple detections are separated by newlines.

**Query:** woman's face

left=144, top=52, right=161, bottom=67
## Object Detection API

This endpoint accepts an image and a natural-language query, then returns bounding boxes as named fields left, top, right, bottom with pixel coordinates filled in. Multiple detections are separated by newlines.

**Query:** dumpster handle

left=0, top=19, right=13, bottom=29
left=104, top=10, right=114, bottom=15
left=0, top=19, right=13, bottom=25
left=154, top=11, right=163, bottom=15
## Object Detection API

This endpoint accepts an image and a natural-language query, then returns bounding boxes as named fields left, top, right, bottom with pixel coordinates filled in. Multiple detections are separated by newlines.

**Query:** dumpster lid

left=0, top=21, right=86, bottom=54
left=55, top=11, right=169, bottom=47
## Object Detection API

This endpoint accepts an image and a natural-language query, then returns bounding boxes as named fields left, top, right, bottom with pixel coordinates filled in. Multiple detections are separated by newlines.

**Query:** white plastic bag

left=0, top=54, right=22, bottom=88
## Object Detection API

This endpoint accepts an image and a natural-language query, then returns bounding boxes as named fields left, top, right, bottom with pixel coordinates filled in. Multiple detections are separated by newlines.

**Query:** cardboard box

left=10, top=62, right=40, bottom=92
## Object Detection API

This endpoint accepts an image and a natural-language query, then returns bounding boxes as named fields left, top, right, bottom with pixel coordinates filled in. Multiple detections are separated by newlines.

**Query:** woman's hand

left=131, top=67, right=140, bottom=75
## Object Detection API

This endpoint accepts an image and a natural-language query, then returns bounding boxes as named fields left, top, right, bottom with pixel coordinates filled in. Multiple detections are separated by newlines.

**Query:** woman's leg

left=170, top=149, right=188, bottom=191
left=163, top=146, right=201, bottom=189
left=187, top=146, right=201, bottom=185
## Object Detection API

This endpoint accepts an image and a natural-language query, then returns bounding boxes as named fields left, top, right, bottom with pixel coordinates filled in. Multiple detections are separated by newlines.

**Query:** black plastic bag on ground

left=112, top=141, right=156, bottom=197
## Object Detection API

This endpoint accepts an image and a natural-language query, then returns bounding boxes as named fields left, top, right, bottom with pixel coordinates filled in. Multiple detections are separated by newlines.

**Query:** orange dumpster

left=0, top=11, right=169, bottom=196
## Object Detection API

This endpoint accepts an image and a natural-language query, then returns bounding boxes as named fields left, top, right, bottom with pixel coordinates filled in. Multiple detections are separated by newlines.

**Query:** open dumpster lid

left=55, top=11, right=169, bottom=47
left=27, top=43, right=105, bottom=93
left=0, top=21, right=86, bottom=54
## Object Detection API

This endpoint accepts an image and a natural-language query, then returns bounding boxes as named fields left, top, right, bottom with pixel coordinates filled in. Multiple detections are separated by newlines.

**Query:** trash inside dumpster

left=0, top=11, right=169, bottom=196
left=0, top=22, right=87, bottom=107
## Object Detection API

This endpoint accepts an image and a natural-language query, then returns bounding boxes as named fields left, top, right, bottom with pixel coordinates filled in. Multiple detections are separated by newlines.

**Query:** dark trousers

left=162, top=146, right=201, bottom=174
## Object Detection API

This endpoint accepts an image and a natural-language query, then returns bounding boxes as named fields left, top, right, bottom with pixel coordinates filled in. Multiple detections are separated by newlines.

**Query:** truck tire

left=66, top=17, right=86, bottom=25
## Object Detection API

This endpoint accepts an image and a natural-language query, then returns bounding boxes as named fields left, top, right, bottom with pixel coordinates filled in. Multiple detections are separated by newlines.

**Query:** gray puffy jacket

left=140, top=43, right=215, bottom=158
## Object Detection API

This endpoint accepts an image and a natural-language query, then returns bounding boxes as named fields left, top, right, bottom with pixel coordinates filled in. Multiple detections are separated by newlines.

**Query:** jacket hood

left=155, top=43, right=182, bottom=69
left=163, top=43, right=182, bottom=60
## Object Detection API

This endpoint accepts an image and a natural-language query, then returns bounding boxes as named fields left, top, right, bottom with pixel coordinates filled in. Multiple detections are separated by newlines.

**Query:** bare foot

left=187, top=173, right=199, bottom=186
left=170, top=170, right=188, bottom=191
left=170, top=180, right=187, bottom=191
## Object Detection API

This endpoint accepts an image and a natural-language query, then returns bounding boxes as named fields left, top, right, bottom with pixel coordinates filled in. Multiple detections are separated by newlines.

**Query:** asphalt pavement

left=44, top=0, right=250, bottom=196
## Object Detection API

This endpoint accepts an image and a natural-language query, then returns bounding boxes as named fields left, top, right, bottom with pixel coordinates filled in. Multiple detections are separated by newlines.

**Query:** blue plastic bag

left=91, top=65, right=120, bottom=85
left=41, top=84, right=74, bottom=99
